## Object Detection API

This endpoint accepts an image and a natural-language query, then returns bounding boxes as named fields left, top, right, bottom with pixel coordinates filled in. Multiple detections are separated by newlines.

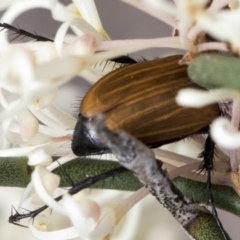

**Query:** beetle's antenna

left=0, top=23, right=53, bottom=42
left=8, top=166, right=127, bottom=225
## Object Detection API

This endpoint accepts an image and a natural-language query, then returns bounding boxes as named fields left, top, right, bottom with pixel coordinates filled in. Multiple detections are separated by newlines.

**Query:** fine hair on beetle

left=71, top=56, right=136, bottom=118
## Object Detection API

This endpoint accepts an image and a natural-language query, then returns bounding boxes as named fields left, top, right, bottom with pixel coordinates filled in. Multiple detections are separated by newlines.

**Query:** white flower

left=0, top=0, right=239, bottom=239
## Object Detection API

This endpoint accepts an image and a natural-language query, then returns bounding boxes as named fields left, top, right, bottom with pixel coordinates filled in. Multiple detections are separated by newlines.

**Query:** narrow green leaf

left=53, top=158, right=143, bottom=190
left=174, top=177, right=240, bottom=217
left=0, top=157, right=239, bottom=218
left=0, top=157, right=32, bottom=187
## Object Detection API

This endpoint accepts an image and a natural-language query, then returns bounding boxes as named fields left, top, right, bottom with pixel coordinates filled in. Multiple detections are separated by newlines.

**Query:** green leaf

left=0, top=157, right=239, bottom=218
left=188, top=54, right=240, bottom=90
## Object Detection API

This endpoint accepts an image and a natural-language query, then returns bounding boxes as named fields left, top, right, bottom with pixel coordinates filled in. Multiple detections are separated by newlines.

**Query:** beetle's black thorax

left=72, top=115, right=110, bottom=156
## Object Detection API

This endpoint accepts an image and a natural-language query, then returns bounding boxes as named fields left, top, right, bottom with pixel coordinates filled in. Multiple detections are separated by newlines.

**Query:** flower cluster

left=0, top=0, right=240, bottom=239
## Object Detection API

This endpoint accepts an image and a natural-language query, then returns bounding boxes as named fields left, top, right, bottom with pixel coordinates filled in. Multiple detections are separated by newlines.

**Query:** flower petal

left=176, top=88, right=240, bottom=107
left=211, top=117, right=240, bottom=148
left=0, top=143, right=49, bottom=157
left=30, top=225, right=78, bottom=240
left=32, top=166, right=65, bottom=215
left=33, top=89, right=58, bottom=110
left=28, top=149, right=53, bottom=167
left=61, top=194, right=100, bottom=238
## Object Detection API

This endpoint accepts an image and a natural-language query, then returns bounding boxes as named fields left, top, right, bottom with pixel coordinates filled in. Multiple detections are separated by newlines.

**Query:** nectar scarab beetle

left=71, top=54, right=229, bottom=239
left=71, top=55, right=220, bottom=156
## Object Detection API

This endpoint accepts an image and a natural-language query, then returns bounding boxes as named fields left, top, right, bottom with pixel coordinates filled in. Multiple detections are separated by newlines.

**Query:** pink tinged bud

left=17, top=109, right=39, bottom=141
left=61, top=194, right=103, bottom=238
left=62, top=33, right=98, bottom=57
left=77, top=199, right=100, bottom=222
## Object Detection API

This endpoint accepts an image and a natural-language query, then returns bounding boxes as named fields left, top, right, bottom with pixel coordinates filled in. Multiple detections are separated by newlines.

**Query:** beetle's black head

left=71, top=114, right=110, bottom=156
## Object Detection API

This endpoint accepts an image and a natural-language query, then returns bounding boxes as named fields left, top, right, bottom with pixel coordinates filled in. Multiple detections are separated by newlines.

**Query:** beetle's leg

left=0, top=23, right=53, bottom=42
left=110, top=56, right=137, bottom=65
left=9, top=166, right=127, bottom=224
left=198, top=135, right=228, bottom=240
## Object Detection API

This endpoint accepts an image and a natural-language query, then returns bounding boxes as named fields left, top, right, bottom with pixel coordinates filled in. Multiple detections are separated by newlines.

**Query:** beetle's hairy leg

left=198, top=135, right=228, bottom=239
left=8, top=166, right=127, bottom=225
left=0, top=23, right=53, bottom=42
left=88, top=115, right=230, bottom=240
left=8, top=206, right=29, bottom=228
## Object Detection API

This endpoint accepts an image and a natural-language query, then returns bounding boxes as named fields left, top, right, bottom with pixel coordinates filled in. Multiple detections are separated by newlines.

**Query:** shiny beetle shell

left=72, top=55, right=220, bottom=156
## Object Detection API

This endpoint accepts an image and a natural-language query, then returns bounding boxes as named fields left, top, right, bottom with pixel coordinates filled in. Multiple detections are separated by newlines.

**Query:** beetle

left=71, top=54, right=229, bottom=239
left=71, top=54, right=220, bottom=156
left=1, top=24, right=226, bottom=238
left=0, top=24, right=218, bottom=159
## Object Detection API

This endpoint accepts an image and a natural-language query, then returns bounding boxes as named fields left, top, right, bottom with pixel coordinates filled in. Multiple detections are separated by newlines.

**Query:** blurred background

left=0, top=1, right=239, bottom=239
